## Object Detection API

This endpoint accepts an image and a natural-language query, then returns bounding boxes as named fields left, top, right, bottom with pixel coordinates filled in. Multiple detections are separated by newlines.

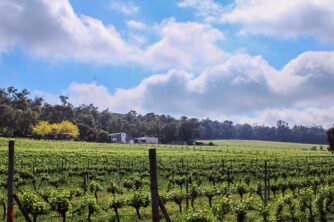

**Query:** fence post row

left=149, top=149, right=160, bottom=222
left=7, top=141, right=32, bottom=222
left=7, top=141, right=14, bottom=222
left=264, top=160, right=267, bottom=206
left=267, top=161, right=270, bottom=201
left=149, top=149, right=171, bottom=222
left=264, top=160, right=271, bottom=206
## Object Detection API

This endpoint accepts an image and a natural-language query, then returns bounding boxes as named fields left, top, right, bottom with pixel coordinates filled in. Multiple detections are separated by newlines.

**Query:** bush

left=21, top=192, right=49, bottom=222
left=212, top=196, right=231, bottom=221
left=183, top=210, right=211, bottom=222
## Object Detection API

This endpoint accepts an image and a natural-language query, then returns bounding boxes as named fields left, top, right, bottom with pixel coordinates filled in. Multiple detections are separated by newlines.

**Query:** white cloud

left=67, top=82, right=114, bottom=110
left=128, top=33, right=147, bottom=46
left=177, top=0, right=224, bottom=22
left=222, top=0, right=334, bottom=42
left=126, top=20, right=147, bottom=30
left=65, top=51, right=334, bottom=127
left=241, top=107, right=334, bottom=128
left=178, top=0, right=334, bottom=42
left=108, top=0, right=139, bottom=15
left=137, top=18, right=228, bottom=70
left=66, top=82, right=144, bottom=112
left=0, top=0, right=138, bottom=64
left=0, top=0, right=230, bottom=71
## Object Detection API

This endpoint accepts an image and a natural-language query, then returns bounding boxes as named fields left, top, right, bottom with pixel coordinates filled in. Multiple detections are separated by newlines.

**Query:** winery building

left=108, top=132, right=134, bottom=143
left=134, top=136, right=159, bottom=144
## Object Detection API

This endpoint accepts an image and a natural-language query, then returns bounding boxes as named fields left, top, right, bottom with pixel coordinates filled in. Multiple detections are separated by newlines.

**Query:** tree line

left=0, top=86, right=331, bottom=144
left=200, top=119, right=329, bottom=144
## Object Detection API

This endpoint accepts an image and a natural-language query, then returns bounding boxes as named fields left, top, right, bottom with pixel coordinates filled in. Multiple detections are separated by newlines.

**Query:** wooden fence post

left=264, top=160, right=267, bottom=206
left=267, top=161, right=270, bottom=201
left=7, top=141, right=14, bottom=222
left=149, top=149, right=159, bottom=222
left=227, top=167, right=231, bottom=189
left=186, top=180, right=189, bottom=209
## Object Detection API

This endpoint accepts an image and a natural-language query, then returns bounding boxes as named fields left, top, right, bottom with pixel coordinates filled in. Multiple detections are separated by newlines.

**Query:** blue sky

left=1, top=0, right=334, bottom=127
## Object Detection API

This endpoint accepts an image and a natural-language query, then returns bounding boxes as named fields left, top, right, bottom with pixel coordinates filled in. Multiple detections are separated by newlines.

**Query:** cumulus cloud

left=67, top=82, right=144, bottom=112
left=0, top=0, right=229, bottom=71
left=0, top=0, right=138, bottom=64
left=178, top=0, right=334, bottom=42
left=240, top=107, right=334, bottom=128
left=2, top=0, right=333, bottom=127
left=222, top=0, right=334, bottom=42
left=280, top=51, right=334, bottom=108
left=137, top=18, right=228, bottom=70
left=65, top=51, right=334, bottom=127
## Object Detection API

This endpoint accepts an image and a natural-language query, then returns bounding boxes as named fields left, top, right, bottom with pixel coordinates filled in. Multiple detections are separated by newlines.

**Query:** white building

left=108, top=133, right=134, bottom=143
left=134, top=137, right=159, bottom=144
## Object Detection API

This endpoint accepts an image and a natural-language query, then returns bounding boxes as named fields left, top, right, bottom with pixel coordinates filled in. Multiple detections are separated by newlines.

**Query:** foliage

left=78, top=196, right=100, bottom=222
left=21, top=192, right=49, bottom=222
left=127, top=192, right=149, bottom=220
left=232, top=197, right=257, bottom=222
left=48, top=189, right=72, bottom=222
left=0, top=193, right=6, bottom=220
left=108, top=196, right=125, bottom=222
left=32, top=121, right=52, bottom=137
left=0, top=86, right=328, bottom=144
left=212, top=196, right=231, bottom=221
left=0, top=137, right=333, bottom=221
left=183, top=210, right=211, bottom=222
left=32, top=120, right=79, bottom=138
left=327, top=128, right=334, bottom=153
left=89, top=180, right=103, bottom=200
left=56, top=121, right=80, bottom=137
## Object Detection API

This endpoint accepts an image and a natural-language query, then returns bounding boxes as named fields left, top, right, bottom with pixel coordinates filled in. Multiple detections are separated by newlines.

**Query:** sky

left=1, top=0, right=334, bottom=127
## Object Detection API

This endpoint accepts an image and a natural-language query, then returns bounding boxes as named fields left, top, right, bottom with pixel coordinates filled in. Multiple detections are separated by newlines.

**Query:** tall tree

left=327, top=128, right=334, bottom=154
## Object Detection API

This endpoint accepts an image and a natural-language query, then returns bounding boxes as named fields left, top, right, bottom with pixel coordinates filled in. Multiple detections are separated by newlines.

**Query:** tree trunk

left=320, top=212, right=327, bottom=222
left=2, top=202, right=6, bottom=220
left=178, top=203, right=182, bottom=213
left=309, top=207, right=315, bottom=222
left=32, top=181, right=37, bottom=191
left=61, top=212, right=66, bottom=222
left=88, top=212, right=92, bottom=222
left=135, top=207, right=141, bottom=220
left=114, top=208, right=120, bottom=222
left=191, top=199, right=195, bottom=209
left=237, top=213, right=246, bottom=222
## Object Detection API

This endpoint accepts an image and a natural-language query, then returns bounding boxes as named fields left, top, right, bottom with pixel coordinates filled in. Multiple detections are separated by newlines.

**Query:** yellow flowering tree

left=50, top=123, right=61, bottom=135
left=57, top=121, right=79, bottom=138
left=32, top=121, right=52, bottom=137
left=33, top=121, right=79, bottom=138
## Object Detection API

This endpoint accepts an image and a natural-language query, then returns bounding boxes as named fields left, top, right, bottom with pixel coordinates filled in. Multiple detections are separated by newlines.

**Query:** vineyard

left=0, top=138, right=333, bottom=221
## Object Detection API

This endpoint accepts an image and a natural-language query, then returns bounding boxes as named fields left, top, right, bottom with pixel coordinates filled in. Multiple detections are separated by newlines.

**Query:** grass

left=0, top=137, right=332, bottom=221
left=199, top=139, right=326, bottom=150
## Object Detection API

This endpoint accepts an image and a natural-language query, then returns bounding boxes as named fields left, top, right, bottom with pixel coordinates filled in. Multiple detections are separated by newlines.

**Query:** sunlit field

left=0, top=138, right=333, bottom=221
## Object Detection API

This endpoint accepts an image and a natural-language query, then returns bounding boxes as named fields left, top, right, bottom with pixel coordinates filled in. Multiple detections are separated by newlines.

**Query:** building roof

left=108, top=132, right=126, bottom=136
left=136, top=136, right=158, bottom=139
